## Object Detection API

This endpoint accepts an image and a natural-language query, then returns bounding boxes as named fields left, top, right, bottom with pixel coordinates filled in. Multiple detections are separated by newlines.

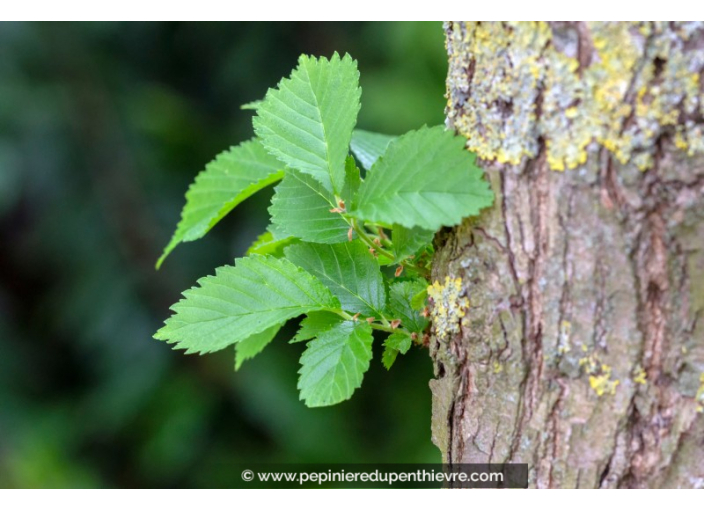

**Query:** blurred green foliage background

left=0, top=21, right=447, bottom=488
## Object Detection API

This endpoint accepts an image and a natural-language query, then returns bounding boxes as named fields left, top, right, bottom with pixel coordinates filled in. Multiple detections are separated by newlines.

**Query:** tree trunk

left=430, top=21, right=704, bottom=488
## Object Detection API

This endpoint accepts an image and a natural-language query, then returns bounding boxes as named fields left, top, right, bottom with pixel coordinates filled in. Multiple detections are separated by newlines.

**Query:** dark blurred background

left=0, top=22, right=447, bottom=488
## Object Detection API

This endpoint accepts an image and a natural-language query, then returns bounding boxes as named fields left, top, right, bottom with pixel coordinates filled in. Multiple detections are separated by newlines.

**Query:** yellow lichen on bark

left=445, top=21, right=704, bottom=171
left=579, top=350, right=620, bottom=397
left=427, top=276, right=469, bottom=341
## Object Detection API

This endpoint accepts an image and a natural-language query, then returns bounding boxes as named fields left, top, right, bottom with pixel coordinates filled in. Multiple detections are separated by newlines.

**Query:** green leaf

left=410, top=287, right=428, bottom=310
left=386, top=330, right=412, bottom=354
left=267, top=221, right=289, bottom=241
left=382, top=331, right=412, bottom=370
left=350, top=129, right=395, bottom=171
left=381, top=344, right=398, bottom=370
left=269, top=170, right=352, bottom=244
left=240, top=100, right=262, bottom=110
left=246, top=231, right=295, bottom=258
left=377, top=253, right=395, bottom=267
left=253, top=53, right=361, bottom=194
left=352, top=125, right=494, bottom=231
left=387, top=279, right=430, bottom=334
left=286, top=241, right=386, bottom=316
left=341, top=156, right=361, bottom=208
left=290, top=311, right=342, bottom=343
left=392, top=224, right=434, bottom=262
left=235, top=322, right=282, bottom=370
left=298, top=320, right=373, bottom=407
left=157, top=139, right=283, bottom=268
left=154, top=254, right=340, bottom=354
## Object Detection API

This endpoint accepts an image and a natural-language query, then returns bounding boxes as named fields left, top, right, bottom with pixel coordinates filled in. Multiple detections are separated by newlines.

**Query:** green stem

left=378, top=315, right=392, bottom=328
left=332, top=310, right=354, bottom=321
left=370, top=322, right=395, bottom=333
left=343, top=217, right=432, bottom=278
left=330, top=309, right=402, bottom=334
left=350, top=218, right=394, bottom=260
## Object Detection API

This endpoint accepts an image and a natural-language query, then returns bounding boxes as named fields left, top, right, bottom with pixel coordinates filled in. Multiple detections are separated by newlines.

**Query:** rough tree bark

left=430, top=22, right=704, bottom=488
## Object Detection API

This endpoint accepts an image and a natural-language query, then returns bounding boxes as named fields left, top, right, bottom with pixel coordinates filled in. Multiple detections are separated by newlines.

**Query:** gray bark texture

left=430, top=21, right=704, bottom=488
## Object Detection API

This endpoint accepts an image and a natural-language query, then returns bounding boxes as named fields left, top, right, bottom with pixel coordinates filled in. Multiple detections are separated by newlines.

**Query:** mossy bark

left=431, top=21, right=704, bottom=488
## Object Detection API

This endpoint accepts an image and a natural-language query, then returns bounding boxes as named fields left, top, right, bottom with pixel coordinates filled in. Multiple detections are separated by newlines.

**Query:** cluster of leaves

left=154, top=53, right=493, bottom=407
